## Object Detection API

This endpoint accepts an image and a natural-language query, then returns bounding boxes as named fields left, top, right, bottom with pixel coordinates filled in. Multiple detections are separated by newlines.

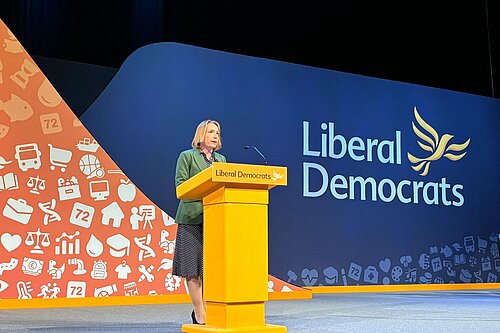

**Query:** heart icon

left=1, top=233, right=22, bottom=252
left=379, top=258, right=391, bottom=273
left=301, top=268, right=319, bottom=286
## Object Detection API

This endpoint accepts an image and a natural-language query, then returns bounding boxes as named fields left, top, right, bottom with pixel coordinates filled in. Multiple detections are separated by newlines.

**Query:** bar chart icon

left=55, top=231, right=81, bottom=255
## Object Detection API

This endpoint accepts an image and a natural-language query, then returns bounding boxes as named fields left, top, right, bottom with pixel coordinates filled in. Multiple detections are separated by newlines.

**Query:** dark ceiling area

left=1, top=1, right=498, bottom=98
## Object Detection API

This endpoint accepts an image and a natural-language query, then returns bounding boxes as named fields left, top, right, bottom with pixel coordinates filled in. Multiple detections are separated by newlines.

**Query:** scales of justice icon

left=27, top=175, right=46, bottom=194
left=25, top=228, right=50, bottom=254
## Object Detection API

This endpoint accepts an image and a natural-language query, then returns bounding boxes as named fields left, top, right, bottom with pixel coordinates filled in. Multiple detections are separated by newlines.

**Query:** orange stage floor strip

left=308, top=282, right=500, bottom=294
left=0, top=294, right=191, bottom=310
left=0, top=290, right=311, bottom=310
left=268, top=290, right=312, bottom=300
left=4, top=284, right=497, bottom=310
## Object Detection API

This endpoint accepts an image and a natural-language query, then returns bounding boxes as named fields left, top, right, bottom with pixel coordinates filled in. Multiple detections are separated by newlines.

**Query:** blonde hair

left=191, top=119, right=222, bottom=151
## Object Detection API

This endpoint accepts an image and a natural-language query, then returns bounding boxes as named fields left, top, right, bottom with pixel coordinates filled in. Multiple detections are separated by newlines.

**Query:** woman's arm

left=175, top=151, right=190, bottom=187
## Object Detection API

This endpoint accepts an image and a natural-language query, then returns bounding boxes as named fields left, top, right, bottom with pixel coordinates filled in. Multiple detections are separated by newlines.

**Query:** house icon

left=101, top=202, right=124, bottom=228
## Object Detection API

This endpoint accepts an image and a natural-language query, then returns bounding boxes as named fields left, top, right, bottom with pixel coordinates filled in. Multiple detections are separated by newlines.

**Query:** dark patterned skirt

left=172, top=223, right=203, bottom=277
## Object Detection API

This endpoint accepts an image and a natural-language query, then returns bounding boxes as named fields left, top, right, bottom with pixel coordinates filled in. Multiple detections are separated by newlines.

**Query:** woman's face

left=203, top=122, right=220, bottom=150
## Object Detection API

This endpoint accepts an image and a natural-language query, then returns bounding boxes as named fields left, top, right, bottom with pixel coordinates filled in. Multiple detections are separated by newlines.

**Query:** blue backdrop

left=81, top=43, right=500, bottom=286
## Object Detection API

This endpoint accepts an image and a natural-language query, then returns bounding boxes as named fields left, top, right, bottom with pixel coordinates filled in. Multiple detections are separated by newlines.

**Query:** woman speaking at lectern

left=172, top=120, right=226, bottom=325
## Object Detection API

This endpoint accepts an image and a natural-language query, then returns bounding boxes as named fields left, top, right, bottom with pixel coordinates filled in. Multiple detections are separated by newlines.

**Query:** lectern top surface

left=176, top=162, right=287, bottom=200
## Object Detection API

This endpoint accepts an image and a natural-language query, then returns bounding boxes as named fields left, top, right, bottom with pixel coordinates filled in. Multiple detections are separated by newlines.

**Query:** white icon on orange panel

left=73, top=118, right=83, bottom=127
left=118, top=179, right=136, bottom=202
left=66, top=281, right=86, bottom=298
left=86, top=234, right=104, bottom=257
left=0, top=280, right=9, bottom=293
left=16, top=281, right=33, bottom=299
left=123, top=281, right=138, bottom=296
left=38, top=199, right=62, bottom=225
left=165, top=273, right=182, bottom=292
left=76, top=138, right=100, bottom=153
left=101, top=202, right=124, bottom=228
left=25, top=228, right=50, bottom=254
left=162, top=210, right=175, bottom=227
left=10, top=59, right=40, bottom=89
left=91, top=260, right=108, bottom=280
left=134, top=234, right=156, bottom=261
left=139, top=205, right=155, bottom=229
left=0, top=124, right=8, bottom=139
left=3, top=198, right=33, bottom=224
left=27, top=175, right=46, bottom=194
left=138, top=264, right=155, bottom=283
left=0, top=258, right=19, bottom=274
left=107, top=234, right=130, bottom=258
left=130, top=207, right=145, bottom=230
left=108, top=169, right=125, bottom=175
left=0, top=94, right=33, bottom=121
left=158, top=258, right=173, bottom=271
left=22, top=257, right=44, bottom=276
left=79, top=154, right=105, bottom=179
left=38, top=79, right=62, bottom=108
left=69, top=202, right=95, bottom=228
left=0, top=156, right=12, bottom=169
left=1, top=233, right=22, bottom=253
left=115, top=261, right=131, bottom=280
left=40, top=113, right=62, bottom=134
left=14, top=143, right=41, bottom=171
left=94, top=284, right=117, bottom=297
left=55, top=231, right=80, bottom=255
left=268, top=280, right=275, bottom=292
left=47, top=260, right=65, bottom=280
left=4, top=29, right=23, bottom=53
left=90, top=180, right=109, bottom=201
left=57, top=177, right=81, bottom=201
left=0, top=172, right=19, bottom=191
left=48, top=144, right=72, bottom=172
left=37, top=282, right=60, bottom=298
left=159, top=230, right=175, bottom=254
left=67, top=258, right=87, bottom=275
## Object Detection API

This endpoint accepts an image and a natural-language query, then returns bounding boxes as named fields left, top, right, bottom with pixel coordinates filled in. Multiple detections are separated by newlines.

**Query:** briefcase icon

left=3, top=198, right=33, bottom=224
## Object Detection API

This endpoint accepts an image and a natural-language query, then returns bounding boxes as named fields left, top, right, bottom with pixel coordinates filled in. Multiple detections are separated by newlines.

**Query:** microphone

left=199, top=141, right=213, bottom=153
left=243, top=145, right=268, bottom=165
left=199, top=141, right=218, bottom=162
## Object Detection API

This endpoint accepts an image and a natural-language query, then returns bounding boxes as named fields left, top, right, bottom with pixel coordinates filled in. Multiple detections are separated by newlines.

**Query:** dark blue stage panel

left=81, top=43, right=500, bottom=287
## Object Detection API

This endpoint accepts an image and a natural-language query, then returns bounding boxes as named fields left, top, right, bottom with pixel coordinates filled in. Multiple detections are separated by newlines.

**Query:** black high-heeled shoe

left=191, top=310, right=205, bottom=325
left=191, top=310, right=198, bottom=324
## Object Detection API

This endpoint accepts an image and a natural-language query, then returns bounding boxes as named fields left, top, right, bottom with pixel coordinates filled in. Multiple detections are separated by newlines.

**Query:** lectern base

left=182, top=323, right=287, bottom=333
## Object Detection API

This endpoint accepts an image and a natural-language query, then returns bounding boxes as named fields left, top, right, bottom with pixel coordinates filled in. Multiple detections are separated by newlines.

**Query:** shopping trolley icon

left=48, top=144, right=72, bottom=172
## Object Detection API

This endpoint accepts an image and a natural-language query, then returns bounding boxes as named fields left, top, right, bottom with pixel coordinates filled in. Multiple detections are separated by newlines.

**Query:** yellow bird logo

left=271, top=170, right=284, bottom=182
left=407, top=106, right=470, bottom=176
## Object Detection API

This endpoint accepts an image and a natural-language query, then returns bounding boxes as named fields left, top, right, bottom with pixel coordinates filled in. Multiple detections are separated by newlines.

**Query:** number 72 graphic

left=69, top=202, right=95, bottom=229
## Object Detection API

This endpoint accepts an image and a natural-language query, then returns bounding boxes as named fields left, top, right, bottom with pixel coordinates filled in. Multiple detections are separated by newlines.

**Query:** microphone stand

left=243, top=145, right=268, bottom=165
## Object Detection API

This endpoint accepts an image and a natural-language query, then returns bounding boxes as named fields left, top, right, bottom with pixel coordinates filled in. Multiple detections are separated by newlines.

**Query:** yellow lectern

left=177, top=162, right=287, bottom=333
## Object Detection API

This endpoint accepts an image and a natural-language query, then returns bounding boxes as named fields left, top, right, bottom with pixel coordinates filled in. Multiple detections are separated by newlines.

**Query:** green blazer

left=174, top=148, right=227, bottom=224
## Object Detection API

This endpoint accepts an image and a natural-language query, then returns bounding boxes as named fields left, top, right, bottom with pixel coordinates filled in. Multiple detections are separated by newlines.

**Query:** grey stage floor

left=1, top=290, right=499, bottom=332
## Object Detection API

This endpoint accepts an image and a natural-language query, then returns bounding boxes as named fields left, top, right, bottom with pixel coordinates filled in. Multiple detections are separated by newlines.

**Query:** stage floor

left=1, top=290, right=499, bottom=332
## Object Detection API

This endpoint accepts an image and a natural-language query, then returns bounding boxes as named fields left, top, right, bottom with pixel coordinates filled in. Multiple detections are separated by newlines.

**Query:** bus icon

left=464, top=236, right=475, bottom=253
left=15, top=143, right=42, bottom=171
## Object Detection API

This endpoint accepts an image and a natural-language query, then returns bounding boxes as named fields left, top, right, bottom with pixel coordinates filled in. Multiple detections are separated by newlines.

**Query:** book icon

left=0, top=172, right=19, bottom=191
